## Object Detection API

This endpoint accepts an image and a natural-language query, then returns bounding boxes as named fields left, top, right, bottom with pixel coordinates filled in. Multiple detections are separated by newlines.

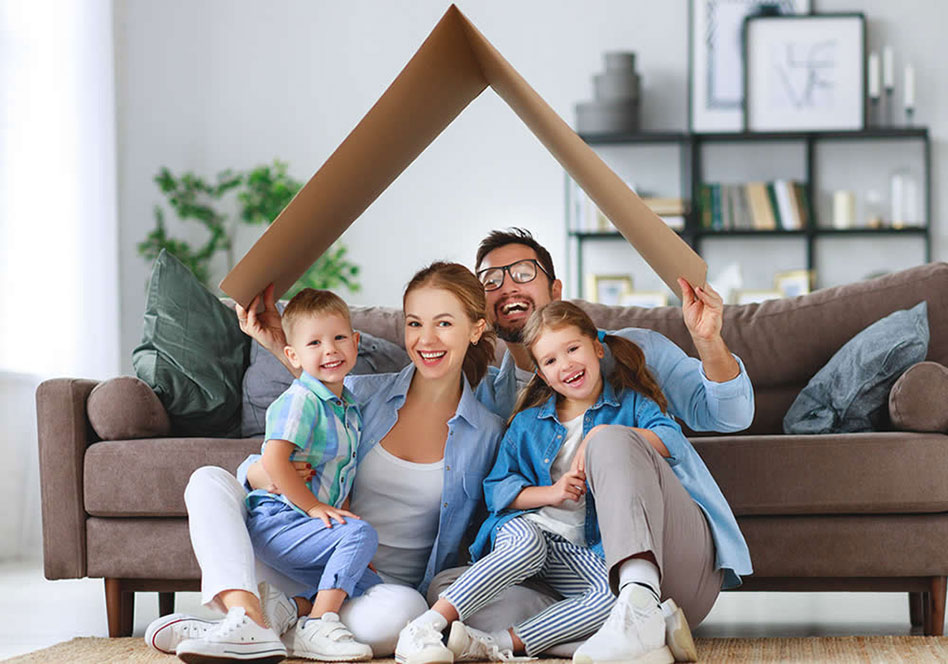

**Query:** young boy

left=244, top=288, right=380, bottom=661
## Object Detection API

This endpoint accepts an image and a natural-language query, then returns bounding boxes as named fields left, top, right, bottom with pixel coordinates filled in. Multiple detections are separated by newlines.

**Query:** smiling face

left=404, top=286, right=486, bottom=383
left=284, top=312, right=359, bottom=397
left=531, top=323, right=605, bottom=412
left=480, top=243, right=562, bottom=343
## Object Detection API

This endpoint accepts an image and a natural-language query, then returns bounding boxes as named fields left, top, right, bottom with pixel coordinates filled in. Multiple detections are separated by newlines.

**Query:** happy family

left=145, top=228, right=753, bottom=664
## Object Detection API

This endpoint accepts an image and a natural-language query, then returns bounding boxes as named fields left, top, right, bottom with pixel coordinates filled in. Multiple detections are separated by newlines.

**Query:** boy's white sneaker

left=289, top=612, right=373, bottom=661
left=661, top=598, right=698, bottom=662
left=175, top=606, right=287, bottom=664
left=395, top=620, right=454, bottom=664
left=258, top=581, right=299, bottom=636
left=144, top=612, right=217, bottom=653
left=573, top=585, right=673, bottom=664
left=446, top=622, right=515, bottom=662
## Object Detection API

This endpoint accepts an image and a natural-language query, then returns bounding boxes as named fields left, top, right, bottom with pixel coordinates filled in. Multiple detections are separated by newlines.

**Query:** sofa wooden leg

left=104, top=578, right=134, bottom=637
left=158, top=591, right=175, bottom=617
left=910, top=592, right=924, bottom=627
left=928, top=576, right=946, bottom=636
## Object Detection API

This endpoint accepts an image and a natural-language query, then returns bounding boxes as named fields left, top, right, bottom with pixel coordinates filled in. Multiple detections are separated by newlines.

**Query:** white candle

left=868, top=52, right=880, bottom=98
left=904, top=64, right=916, bottom=108
left=883, top=47, right=894, bottom=90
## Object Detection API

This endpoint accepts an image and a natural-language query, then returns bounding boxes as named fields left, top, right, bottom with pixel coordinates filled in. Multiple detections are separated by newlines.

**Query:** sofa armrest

left=36, top=378, right=99, bottom=580
left=889, top=361, right=948, bottom=433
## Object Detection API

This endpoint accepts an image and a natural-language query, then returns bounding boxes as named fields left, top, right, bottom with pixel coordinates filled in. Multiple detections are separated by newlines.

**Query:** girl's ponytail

left=602, top=334, right=668, bottom=412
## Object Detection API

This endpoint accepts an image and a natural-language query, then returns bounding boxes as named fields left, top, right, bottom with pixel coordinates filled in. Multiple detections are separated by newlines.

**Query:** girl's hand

left=235, top=283, right=287, bottom=356
left=307, top=503, right=362, bottom=528
left=678, top=277, right=724, bottom=344
left=546, top=469, right=587, bottom=507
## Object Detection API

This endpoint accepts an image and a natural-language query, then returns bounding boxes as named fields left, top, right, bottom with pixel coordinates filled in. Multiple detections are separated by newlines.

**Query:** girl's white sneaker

left=446, top=622, right=515, bottom=662
left=395, top=620, right=454, bottom=664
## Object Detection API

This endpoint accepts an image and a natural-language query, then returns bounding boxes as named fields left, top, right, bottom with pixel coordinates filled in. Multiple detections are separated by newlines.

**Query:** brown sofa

left=37, top=262, right=948, bottom=637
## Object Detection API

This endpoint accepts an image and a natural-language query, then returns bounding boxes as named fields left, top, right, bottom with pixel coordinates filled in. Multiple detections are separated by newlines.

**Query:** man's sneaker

left=446, top=622, right=514, bottom=662
left=572, top=585, right=673, bottom=664
left=289, top=612, right=373, bottom=661
left=176, top=606, right=287, bottom=664
left=144, top=612, right=217, bottom=653
left=661, top=599, right=697, bottom=662
left=395, top=620, right=454, bottom=664
left=258, top=581, right=299, bottom=636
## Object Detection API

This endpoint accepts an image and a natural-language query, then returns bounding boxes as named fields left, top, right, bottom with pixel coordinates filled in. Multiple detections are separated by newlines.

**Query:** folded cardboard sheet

left=220, top=4, right=706, bottom=306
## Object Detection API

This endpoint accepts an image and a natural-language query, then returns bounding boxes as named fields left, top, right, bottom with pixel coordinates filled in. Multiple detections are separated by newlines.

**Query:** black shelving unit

left=568, top=128, right=931, bottom=298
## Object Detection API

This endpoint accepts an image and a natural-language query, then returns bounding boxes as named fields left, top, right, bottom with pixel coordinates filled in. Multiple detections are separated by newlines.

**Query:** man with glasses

left=428, top=228, right=753, bottom=663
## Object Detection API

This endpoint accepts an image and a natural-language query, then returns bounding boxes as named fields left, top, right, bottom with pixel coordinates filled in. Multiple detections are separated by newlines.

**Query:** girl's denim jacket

left=469, top=379, right=752, bottom=589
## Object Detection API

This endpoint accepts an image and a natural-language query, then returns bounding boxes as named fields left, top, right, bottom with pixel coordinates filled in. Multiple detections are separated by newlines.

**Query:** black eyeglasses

left=476, top=259, right=551, bottom=291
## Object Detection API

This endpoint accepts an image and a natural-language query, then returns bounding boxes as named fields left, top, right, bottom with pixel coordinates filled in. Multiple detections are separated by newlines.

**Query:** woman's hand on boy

left=546, top=469, right=586, bottom=507
left=247, top=460, right=314, bottom=493
left=307, top=502, right=362, bottom=528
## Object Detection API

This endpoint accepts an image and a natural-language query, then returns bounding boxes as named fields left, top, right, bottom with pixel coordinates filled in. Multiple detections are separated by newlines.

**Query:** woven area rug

left=6, top=636, right=948, bottom=664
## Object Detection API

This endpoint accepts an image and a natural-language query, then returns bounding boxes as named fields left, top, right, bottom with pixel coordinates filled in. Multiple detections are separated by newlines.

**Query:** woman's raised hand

left=235, top=283, right=287, bottom=355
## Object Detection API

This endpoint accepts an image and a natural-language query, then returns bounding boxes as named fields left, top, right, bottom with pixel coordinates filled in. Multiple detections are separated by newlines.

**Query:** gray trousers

left=429, top=426, right=722, bottom=633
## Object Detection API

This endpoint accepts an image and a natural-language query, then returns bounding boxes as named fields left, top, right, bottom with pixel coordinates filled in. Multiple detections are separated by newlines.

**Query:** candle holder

left=885, top=87, right=895, bottom=127
left=905, top=106, right=915, bottom=127
left=870, top=97, right=881, bottom=127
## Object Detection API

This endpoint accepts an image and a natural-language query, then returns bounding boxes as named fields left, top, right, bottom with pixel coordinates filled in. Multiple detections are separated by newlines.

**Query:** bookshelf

left=568, top=128, right=931, bottom=299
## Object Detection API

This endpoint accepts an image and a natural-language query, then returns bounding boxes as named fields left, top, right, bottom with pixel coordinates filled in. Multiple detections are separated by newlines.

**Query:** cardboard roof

left=220, top=4, right=706, bottom=306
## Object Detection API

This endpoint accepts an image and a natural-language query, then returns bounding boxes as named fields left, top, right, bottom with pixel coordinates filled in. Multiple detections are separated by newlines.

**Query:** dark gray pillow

left=241, top=330, right=410, bottom=437
left=783, top=301, right=929, bottom=434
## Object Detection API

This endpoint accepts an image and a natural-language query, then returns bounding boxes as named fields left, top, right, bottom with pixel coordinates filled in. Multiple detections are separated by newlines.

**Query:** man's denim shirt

left=476, top=326, right=755, bottom=432
left=238, top=363, right=504, bottom=596
left=470, top=379, right=753, bottom=589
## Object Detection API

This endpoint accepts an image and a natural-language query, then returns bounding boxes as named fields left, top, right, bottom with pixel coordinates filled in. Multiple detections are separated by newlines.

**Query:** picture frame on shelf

left=619, top=291, right=670, bottom=309
left=735, top=289, right=783, bottom=305
left=588, top=274, right=633, bottom=305
left=688, top=0, right=811, bottom=133
left=744, top=13, right=866, bottom=132
left=774, top=269, right=812, bottom=297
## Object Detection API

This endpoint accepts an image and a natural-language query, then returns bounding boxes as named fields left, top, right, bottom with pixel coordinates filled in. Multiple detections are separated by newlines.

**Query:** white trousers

left=183, top=466, right=428, bottom=655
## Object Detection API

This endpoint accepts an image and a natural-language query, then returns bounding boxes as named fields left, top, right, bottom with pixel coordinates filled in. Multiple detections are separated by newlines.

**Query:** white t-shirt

left=525, top=414, right=586, bottom=545
left=349, top=443, right=444, bottom=587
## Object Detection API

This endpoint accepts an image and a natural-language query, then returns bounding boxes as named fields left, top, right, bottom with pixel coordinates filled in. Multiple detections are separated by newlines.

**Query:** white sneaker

left=661, top=599, right=697, bottom=662
left=144, top=612, right=217, bottom=653
left=176, top=606, right=287, bottom=664
left=258, top=581, right=299, bottom=636
left=446, top=622, right=515, bottom=662
left=573, top=585, right=673, bottom=664
left=395, top=620, right=454, bottom=664
left=290, top=612, right=373, bottom=661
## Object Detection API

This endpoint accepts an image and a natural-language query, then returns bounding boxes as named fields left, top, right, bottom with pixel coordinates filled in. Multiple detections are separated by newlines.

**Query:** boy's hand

left=236, top=283, right=287, bottom=356
left=545, top=469, right=586, bottom=507
left=306, top=503, right=362, bottom=528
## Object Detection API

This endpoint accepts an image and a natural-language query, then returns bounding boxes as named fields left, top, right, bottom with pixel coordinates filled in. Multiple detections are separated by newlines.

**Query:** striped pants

left=440, top=517, right=614, bottom=655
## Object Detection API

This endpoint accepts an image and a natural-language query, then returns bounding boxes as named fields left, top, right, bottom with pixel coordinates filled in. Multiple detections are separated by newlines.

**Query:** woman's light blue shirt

left=471, top=379, right=753, bottom=590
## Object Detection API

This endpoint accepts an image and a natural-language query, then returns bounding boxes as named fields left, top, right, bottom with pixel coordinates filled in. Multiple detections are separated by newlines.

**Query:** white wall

left=114, top=0, right=948, bottom=372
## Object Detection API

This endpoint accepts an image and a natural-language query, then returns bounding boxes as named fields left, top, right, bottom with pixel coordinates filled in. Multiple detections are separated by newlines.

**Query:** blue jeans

left=247, top=498, right=382, bottom=598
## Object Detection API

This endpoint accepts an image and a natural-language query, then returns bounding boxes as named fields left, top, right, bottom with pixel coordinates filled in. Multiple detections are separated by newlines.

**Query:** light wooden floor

left=0, top=559, right=929, bottom=660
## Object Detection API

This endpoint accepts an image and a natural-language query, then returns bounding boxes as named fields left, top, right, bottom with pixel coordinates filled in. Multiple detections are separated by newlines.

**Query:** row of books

left=698, top=180, right=811, bottom=231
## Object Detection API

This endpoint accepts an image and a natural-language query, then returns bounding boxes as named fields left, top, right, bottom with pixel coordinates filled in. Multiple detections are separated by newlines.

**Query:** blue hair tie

left=597, top=330, right=606, bottom=342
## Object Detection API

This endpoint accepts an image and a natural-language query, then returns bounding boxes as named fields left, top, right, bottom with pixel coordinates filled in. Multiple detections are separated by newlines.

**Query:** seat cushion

left=84, top=437, right=261, bottom=517
left=694, top=432, right=948, bottom=516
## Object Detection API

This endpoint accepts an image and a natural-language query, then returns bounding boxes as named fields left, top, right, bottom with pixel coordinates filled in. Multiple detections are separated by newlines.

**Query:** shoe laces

left=461, top=628, right=531, bottom=662
left=407, top=621, right=446, bottom=648
left=209, top=608, right=251, bottom=640
left=172, top=620, right=210, bottom=641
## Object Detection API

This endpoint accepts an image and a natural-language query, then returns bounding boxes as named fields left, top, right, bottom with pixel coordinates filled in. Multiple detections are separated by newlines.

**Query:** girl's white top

left=525, top=413, right=587, bottom=545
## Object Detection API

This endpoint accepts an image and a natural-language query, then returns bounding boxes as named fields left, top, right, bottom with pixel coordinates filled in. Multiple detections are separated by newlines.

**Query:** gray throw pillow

left=241, top=330, right=410, bottom=437
left=133, top=250, right=250, bottom=437
left=783, top=301, right=929, bottom=434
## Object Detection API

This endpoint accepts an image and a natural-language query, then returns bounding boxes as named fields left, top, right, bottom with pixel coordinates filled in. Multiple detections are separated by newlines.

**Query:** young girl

left=395, top=300, right=702, bottom=664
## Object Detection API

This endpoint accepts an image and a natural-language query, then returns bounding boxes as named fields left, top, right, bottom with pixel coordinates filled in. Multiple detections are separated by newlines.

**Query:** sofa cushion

left=87, top=376, right=171, bottom=440
left=133, top=250, right=250, bottom=438
left=694, top=432, right=948, bottom=516
left=783, top=301, right=929, bottom=434
left=240, top=331, right=410, bottom=437
left=84, top=437, right=261, bottom=517
left=889, top=361, right=948, bottom=433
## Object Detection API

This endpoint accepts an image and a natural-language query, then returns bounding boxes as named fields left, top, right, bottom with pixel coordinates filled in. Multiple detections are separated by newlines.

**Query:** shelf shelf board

left=813, top=226, right=928, bottom=235
left=698, top=229, right=807, bottom=237
left=576, top=127, right=928, bottom=145
left=578, top=131, right=690, bottom=145
left=570, top=230, right=690, bottom=239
